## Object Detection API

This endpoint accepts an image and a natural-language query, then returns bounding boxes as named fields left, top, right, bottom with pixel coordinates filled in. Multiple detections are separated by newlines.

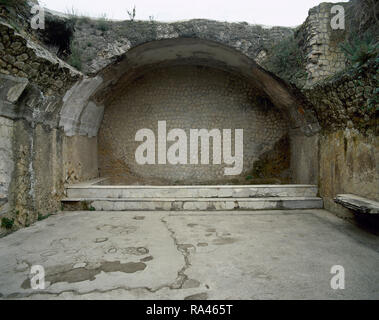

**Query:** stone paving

left=0, top=209, right=378, bottom=300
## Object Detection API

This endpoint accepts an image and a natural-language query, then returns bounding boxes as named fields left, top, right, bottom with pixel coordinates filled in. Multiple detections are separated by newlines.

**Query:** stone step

left=66, top=185, right=318, bottom=199
left=62, top=196, right=323, bottom=211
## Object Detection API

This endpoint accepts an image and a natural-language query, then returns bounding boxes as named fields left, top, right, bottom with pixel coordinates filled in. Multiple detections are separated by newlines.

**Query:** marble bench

left=334, top=194, right=379, bottom=214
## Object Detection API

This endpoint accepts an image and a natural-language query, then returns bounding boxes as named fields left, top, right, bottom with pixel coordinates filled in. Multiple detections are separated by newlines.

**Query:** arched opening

left=60, top=38, right=320, bottom=186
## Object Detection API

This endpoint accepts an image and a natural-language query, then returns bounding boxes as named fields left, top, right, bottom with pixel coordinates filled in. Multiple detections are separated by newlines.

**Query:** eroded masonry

left=0, top=1, right=378, bottom=233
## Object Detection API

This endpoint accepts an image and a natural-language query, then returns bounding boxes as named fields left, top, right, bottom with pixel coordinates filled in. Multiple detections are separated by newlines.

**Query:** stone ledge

left=334, top=194, right=379, bottom=215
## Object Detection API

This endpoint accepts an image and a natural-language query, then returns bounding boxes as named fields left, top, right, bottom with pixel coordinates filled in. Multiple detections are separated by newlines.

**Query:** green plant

left=82, top=201, right=96, bottom=211
left=7, top=20, right=20, bottom=32
left=127, top=5, right=136, bottom=21
left=65, top=6, right=80, bottom=24
left=1, top=217, right=14, bottom=230
left=37, top=213, right=52, bottom=221
left=67, top=40, right=82, bottom=70
left=0, top=0, right=24, bottom=7
left=77, top=16, right=91, bottom=25
left=340, top=32, right=379, bottom=68
left=66, top=6, right=92, bottom=26
left=346, top=0, right=379, bottom=33
left=97, top=13, right=109, bottom=32
left=262, top=35, right=307, bottom=86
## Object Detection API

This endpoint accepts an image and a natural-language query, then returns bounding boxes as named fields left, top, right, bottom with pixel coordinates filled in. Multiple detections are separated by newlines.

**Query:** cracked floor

left=0, top=209, right=378, bottom=299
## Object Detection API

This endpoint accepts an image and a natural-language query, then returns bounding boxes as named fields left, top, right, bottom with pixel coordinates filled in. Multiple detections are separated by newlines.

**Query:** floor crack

left=160, top=216, right=191, bottom=290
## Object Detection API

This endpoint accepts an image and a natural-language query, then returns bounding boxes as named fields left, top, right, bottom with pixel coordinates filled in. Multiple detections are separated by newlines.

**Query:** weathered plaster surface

left=32, top=124, right=64, bottom=216
left=319, top=129, right=379, bottom=217
left=290, top=131, right=319, bottom=185
left=0, top=116, right=13, bottom=210
left=63, top=135, right=99, bottom=185
left=7, top=120, right=35, bottom=226
left=59, top=76, right=103, bottom=137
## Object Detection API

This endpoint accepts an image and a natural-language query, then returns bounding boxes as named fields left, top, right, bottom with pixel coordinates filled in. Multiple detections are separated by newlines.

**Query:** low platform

left=62, top=184, right=323, bottom=211
left=334, top=194, right=379, bottom=214
left=66, top=184, right=319, bottom=199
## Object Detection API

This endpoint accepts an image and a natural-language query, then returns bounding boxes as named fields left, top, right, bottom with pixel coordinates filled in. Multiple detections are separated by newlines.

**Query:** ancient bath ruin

left=0, top=0, right=377, bottom=300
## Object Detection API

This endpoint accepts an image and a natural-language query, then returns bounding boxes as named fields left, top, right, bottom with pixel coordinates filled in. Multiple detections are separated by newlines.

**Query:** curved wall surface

left=98, top=65, right=290, bottom=184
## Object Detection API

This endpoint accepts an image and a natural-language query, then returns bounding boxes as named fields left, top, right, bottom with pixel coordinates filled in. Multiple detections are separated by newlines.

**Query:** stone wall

left=0, top=21, right=97, bottom=233
left=98, top=65, right=290, bottom=184
left=69, top=18, right=293, bottom=74
left=0, top=89, right=99, bottom=234
left=6, top=119, right=36, bottom=226
left=7, top=120, right=64, bottom=226
left=0, top=116, right=13, bottom=214
left=303, top=59, right=378, bottom=134
left=294, top=1, right=378, bottom=218
left=303, top=58, right=378, bottom=217
left=0, top=22, right=80, bottom=95
left=319, top=129, right=378, bottom=217
left=297, top=2, right=347, bottom=87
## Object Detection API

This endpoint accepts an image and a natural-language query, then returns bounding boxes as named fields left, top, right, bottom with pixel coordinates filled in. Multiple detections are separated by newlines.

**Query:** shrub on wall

left=1, top=217, right=14, bottom=230
left=261, top=35, right=307, bottom=88
left=340, top=32, right=379, bottom=68
left=0, top=0, right=27, bottom=8
left=303, top=58, right=379, bottom=133
left=96, top=13, right=109, bottom=32
left=67, top=40, right=82, bottom=70
left=346, top=0, right=379, bottom=35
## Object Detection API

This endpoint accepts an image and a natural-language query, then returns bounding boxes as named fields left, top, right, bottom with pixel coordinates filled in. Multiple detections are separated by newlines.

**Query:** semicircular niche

left=98, top=65, right=291, bottom=185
